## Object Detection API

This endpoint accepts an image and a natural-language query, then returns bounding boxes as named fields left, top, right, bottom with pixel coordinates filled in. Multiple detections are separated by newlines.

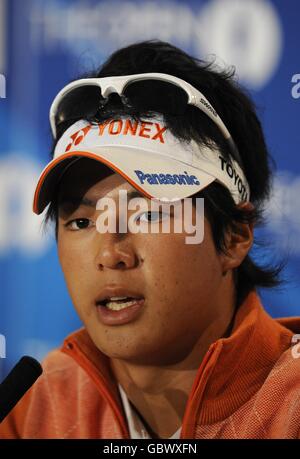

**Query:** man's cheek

left=68, top=286, right=92, bottom=321
left=60, top=247, right=88, bottom=273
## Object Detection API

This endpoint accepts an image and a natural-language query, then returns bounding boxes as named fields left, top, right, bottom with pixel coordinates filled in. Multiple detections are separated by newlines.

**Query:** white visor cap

left=33, top=117, right=250, bottom=214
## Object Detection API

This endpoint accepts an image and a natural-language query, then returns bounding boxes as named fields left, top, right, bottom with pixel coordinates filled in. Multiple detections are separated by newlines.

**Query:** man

left=1, top=40, right=300, bottom=439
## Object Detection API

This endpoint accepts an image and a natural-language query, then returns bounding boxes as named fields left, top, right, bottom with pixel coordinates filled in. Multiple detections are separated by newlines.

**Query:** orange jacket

left=1, top=290, right=300, bottom=439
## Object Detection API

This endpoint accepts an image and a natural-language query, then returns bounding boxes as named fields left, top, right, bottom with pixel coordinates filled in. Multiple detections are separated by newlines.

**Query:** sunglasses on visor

left=49, top=72, right=243, bottom=166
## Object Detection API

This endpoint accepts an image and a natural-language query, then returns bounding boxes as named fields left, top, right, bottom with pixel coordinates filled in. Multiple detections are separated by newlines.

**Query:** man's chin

left=95, top=342, right=183, bottom=367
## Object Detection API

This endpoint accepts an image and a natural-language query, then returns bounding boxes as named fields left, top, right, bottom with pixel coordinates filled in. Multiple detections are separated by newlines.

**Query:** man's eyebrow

left=126, top=189, right=146, bottom=200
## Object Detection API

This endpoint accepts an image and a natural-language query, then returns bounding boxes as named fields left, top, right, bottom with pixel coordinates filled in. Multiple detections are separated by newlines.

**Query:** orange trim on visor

left=33, top=150, right=154, bottom=214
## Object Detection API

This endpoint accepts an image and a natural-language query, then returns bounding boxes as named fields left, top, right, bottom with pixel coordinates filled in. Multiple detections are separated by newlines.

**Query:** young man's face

left=57, top=158, right=231, bottom=365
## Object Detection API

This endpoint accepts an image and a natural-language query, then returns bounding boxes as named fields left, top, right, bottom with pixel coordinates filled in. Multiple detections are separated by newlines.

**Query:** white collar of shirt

left=118, top=383, right=182, bottom=440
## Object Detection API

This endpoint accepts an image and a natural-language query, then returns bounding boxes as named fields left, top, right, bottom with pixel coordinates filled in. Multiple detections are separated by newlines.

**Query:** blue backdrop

left=1, top=0, right=300, bottom=377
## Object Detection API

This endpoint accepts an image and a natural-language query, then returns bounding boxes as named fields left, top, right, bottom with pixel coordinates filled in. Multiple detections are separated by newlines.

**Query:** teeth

left=105, top=300, right=138, bottom=311
left=109, top=296, right=128, bottom=301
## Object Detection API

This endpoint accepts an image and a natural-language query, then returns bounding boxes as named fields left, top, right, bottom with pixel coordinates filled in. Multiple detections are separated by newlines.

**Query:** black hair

left=44, top=40, right=284, bottom=307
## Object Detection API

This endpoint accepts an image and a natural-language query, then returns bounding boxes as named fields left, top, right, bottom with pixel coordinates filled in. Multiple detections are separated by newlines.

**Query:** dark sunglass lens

left=56, top=85, right=103, bottom=126
left=123, top=80, right=188, bottom=115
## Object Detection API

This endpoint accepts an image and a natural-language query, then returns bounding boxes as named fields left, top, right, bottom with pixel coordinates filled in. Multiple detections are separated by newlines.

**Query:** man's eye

left=137, top=211, right=165, bottom=223
left=66, top=218, right=93, bottom=230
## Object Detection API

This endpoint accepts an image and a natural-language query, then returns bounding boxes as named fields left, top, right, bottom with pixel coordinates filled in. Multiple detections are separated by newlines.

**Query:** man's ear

left=220, top=202, right=255, bottom=275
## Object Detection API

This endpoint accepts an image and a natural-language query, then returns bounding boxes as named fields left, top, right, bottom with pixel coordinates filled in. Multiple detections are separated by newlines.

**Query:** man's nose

left=94, top=232, right=139, bottom=271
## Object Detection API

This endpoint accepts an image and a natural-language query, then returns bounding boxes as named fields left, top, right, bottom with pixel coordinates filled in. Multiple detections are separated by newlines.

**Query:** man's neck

left=110, top=300, right=237, bottom=439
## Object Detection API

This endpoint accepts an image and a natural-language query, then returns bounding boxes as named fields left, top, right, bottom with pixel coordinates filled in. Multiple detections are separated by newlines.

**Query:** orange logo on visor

left=64, top=119, right=167, bottom=153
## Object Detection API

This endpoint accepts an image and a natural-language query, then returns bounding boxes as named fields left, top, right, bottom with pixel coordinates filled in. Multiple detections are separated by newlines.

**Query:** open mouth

left=97, top=296, right=144, bottom=311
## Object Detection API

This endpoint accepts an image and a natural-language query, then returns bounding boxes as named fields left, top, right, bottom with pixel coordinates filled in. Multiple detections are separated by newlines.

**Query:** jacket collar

left=61, top=290, right=297, bottom=434
left=194, top=290, right=295, bottom=425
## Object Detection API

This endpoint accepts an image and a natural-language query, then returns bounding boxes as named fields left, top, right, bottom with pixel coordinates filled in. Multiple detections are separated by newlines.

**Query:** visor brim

left=33, top=146, right=216, bottom=214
